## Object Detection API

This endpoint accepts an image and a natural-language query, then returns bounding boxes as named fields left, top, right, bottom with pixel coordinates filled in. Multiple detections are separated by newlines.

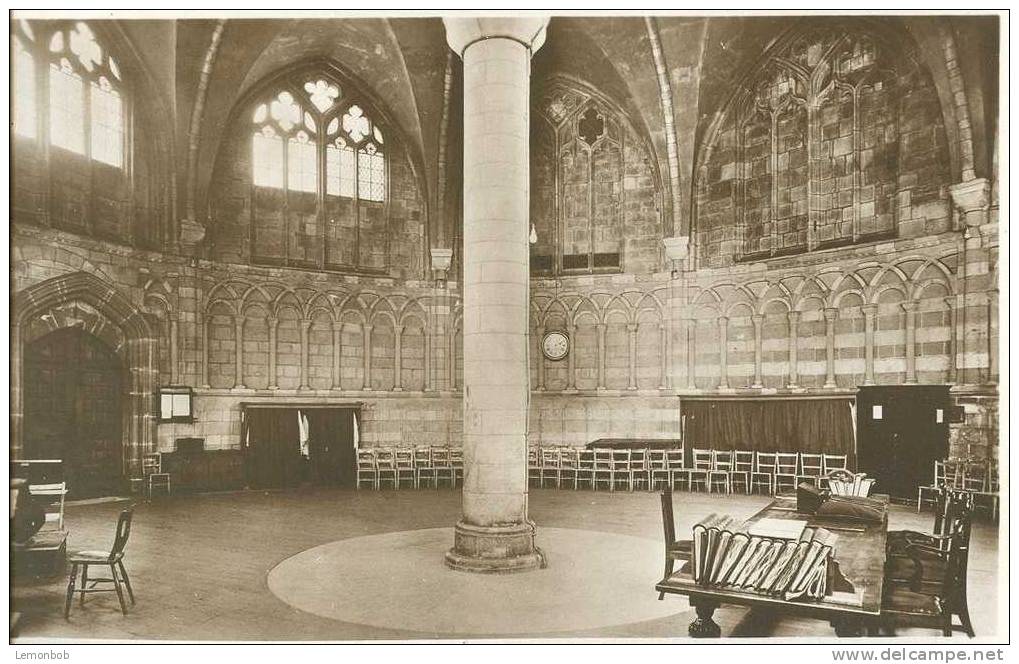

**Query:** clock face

left=542, top=331, right=570, bottom=361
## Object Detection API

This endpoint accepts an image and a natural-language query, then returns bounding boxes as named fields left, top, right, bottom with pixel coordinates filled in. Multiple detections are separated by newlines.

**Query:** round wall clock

left=541, top=331, right=570, bottom=361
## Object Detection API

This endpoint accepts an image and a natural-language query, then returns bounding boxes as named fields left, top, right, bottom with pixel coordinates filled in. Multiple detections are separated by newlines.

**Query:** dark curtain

left=682, top=399, right=855, bottom=463
left=306, top=409, right=356, bottom=487
left=244, top=408, right=302, bottom=489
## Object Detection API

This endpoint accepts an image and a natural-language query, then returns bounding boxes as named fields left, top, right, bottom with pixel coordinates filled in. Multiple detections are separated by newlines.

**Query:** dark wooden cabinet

left=856, top=386, right=950, bottom=499
left=160, top=450, right=246, bottom=493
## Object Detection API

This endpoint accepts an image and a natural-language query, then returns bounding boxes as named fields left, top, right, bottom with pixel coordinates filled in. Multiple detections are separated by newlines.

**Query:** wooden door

left=306, top=409, right=356, bottom=487
left=856, top=385, right=950, bottom=498
left=24, top=328, right=123, bottom=498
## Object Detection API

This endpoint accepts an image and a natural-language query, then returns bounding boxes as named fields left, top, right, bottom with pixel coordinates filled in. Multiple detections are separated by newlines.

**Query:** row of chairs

left=356, top=447, right=464, bottom=490
left=917, top=458, right=999, bottom=519
left=527, top=447, right=849, bottom=495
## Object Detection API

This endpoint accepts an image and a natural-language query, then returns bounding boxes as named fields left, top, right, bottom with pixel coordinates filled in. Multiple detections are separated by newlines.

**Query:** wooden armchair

left=879, top=493, right=975, bottom=637
left=658, top=486, right=693, bottom=600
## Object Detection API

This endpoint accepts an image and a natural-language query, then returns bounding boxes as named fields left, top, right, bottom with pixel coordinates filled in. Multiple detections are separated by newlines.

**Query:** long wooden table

left=655, top=494, right=889, bottom=637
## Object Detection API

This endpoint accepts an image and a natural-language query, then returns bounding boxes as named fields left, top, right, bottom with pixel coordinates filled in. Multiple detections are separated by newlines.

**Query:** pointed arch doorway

left=24, top=327, right=125, bottom=498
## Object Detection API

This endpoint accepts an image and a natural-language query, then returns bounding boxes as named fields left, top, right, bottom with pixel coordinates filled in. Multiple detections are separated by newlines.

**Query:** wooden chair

left=394, top=449, right=416, bottom=489
left=648, top=450, right=670, bottom=491
left=592, top=449, right=614, bottom=491
left=558, top=447, right=580, bottom=490
left=142, top=453, right=171, bottom=497
left=751, top=451, right=776, bottom=495
left=413, top=447, right=435, bottom=488
left=610, top=449, right=632, bottom=491
left=576, top=449, right=596, bottom=490
left=375, top=450, right=398, bottom=489
left=708, top=450, right=733, bottom=494
left=65, top=508, right=135, bottom=618
left=689, top=448, right=713, bottom=492
left=449, top=448, right=464, bottom=487
left=730, top=450, right=754, bottom=494
left=975, top=458, right=1000, bottom=520
left=888, top=489, right=974, bottom=587
left=880, top=490, right=975, bottom=637
left=658, top=487, right=693, bottom=600
left=355, top=450, right=378, bottom=489
left=666, top=449, right=692, bottom=491
left=527, top=447, right=542, bottom=487
left=774, top=452, right=800, bottom=495
left=820, top=454, right=849, bottom=490
left=540, top=447, right=561, bottom=488
left=431, top=447, right=455, bottom=488
left=629, top=449, right=650, bottom=491
left=796, top=453, right=825, bottom=487
left=822, top=453, right=848, bottom=473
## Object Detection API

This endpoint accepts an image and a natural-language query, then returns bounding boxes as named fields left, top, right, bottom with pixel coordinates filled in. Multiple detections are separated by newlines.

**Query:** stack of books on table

left=691, top=513, right=838, bottom=602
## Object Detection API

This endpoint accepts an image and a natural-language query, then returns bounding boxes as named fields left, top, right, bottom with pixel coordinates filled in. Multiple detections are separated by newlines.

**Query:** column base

left=445, top=520, right=546, bottom=574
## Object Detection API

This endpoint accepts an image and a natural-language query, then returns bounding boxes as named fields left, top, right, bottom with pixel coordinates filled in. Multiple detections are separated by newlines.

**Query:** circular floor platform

left=267, top=526, right=686, bottom=636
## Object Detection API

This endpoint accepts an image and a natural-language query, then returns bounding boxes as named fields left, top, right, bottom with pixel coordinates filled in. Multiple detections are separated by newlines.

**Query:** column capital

left=626, top=323, right=639, bottom=333
left=430, top=247, right=454, bottom=279
left=900, top=301, right=918, bottom=313
left=823, top=307, right=839, bottom=322
left=443, top=17, right=550, bottom=57
left=861, top=304, right=879, bottom=316
left=948, top=178, right=991, bottom=215
left=662, top=235, right=690, bottom=261
left=787, top=310, right=801, bottom=323
left=751, top=314, right=764, bottom=325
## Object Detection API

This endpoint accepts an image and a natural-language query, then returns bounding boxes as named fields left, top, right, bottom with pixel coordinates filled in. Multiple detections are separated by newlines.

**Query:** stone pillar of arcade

left=443, top=16, right=549, bottom=573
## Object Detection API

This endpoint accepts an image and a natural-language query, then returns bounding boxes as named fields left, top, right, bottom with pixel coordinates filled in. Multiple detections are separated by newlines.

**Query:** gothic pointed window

left=246, top=69, right=390, bottom=270
left=694, top=25, right=949, bottom=266
left=13, top=26, right=37, bottom=138
left=40, top=21, right=125, bottom=167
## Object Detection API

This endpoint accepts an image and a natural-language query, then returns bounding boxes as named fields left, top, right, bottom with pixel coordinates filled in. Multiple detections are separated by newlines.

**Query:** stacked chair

left=917, top=457, right=999, bottom=520
left=354, top=445, right=466, bottom=490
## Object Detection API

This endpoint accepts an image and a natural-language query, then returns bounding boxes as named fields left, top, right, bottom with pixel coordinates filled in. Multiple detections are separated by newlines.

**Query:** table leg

left=688, top=599, right=722, bottom=638
left=832, top=617, right=864, bottom=637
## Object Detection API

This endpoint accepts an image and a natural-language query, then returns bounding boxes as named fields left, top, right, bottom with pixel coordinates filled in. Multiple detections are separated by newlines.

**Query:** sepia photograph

left=7, top=6, right=1008, bottom=654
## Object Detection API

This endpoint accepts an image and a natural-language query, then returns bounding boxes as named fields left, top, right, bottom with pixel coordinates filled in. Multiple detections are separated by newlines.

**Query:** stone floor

left=10, top=487, right=1001, bottom=642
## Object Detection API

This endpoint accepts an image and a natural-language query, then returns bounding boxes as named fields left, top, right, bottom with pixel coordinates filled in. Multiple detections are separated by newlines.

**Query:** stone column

left=424, top=329, right=432, bottom=392
left=201, top=317, right=210, bottom=388
left=596, top=323, right=607, bottom=390
left=566, top=323, right=577, bottom=391
left=717, top=316, right=729, bottom=390
left=861, top=305, right=877, bottom=385
left=535, top=325, right=546, bottom=391
left=823, top=307, right=838, bottom=388
left=902, top=301, right=918, bottom=384
left=627, top=323, right=638, bottom=390
left=751, top=314, right=764, bottom=388
left=234, top=316, right=245, bottom=389
left=267, top=316, right=279, bottom=389
left=787, top=311, right=800, bottom=388
left=169, top=317, right=180, bottom=384
left=331, top=322, right=342, bottom=390
left=658, top=323, right=668, bottom=390
left=393, top=325, right=404, bottom=391
left=299, top=318, right=312, bottom=390
left=945, top=298, right=957, bottom=384
left=686, top=320, right=696, bottom=389
left=362, top=324, right=373, bottom=391
left=443, top=16, right=549, bottom=574
left=449, top=324, right=458, bottom=391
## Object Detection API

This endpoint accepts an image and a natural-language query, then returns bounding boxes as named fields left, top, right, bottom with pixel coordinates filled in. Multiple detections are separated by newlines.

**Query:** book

left=757, top=539, right=799, bottom=594
left=713, top=532, right=750, bottom=585
left=748, top=518, right=808, bottom=540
